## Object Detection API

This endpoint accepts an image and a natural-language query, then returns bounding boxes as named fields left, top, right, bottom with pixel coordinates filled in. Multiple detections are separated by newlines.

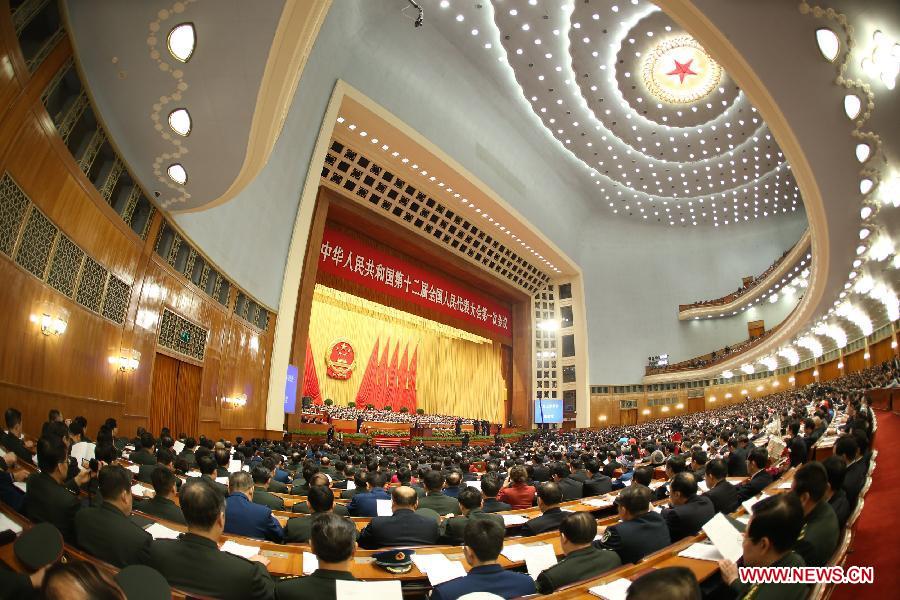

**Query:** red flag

left=385, top=342, right=400, bottom=410
left=407, top=346, right=418, bottom=411
left=373, top=339, right=390, bottom=409
left=302, top=338, right=322, bottom=405
left=354, top=339, right=379, bottom=407
left=396, top=344, right=409, bottom=412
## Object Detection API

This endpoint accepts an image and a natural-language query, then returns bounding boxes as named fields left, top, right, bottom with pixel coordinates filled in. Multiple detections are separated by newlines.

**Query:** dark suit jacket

left=201, top=474, right=229, bottom=497
left=177, top=449, right=196, bottom=468
left=357, top=508, right=441, bottom=549
left=268, top=479, right=289, bottom=494
left=583, top=474, right=613, bottom=497
left=276, top=568, right=356, bottom=600
left=418, top=491, right=460, bottom=515
left=727, top=448, right=749, bottom=476
left=521, top=507, right=567, bottom=536
left=594, top=511, right=671, bottom=564
left=557, top=476, right=584, bottom=501
left=482, top=497, right=512, bottom=513
left=0, top=471, right=24, bottom=512
left=135, top=496, right=186, bottom=525
left=252, top=486, right=285, bottom=511
left=730, top=551, right=808, bottom=600
left=224, top=493, right=284, bottom=542
left=340, top=487, right=362, bottom=500
left=441, top=509, right=504, bottom=544
left=147, top=533, right=275, bottom=600
left=346, top=488, right=391, bottom=517
left=843, top=458, right=866, bottom=507
left=705, top=479, right=740, bottom=514
left=74, top=502, right=152, bottom=567
left=129, top=449, right=157, bottom=466
left=828, top=489, right=850, bottom=529
left=23, top=471, right=82, bottom=544
left=531, top=465, right=552, bottom=482
left=736, top=469, right=774, bottom=502
left=0, top=431, right=32, bottom=463
left=284, top=512, right=356, bottom=543
left=663, top=494, right=715, bottom=541
left=788, top=436, right=808, bottom=467
left=431, top=564, right=535, bottom=600
left=793, top=500, right=839, bottom=567
left=535, top=546, right=621, bottom=594
left=290, top=501, right=348, bottom=516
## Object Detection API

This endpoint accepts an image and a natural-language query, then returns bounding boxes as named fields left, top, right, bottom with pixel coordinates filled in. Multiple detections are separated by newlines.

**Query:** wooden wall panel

left=845, top=349, right=865, bottom=374
left=795, top=368, right=815, bottom=387
left=0, top=18, right=277, bottom=441
left=870, top=337, right=896, bottom=365
left=819, top=359, right=840, bottom=382
left=150, top=354, right=178, bottom=436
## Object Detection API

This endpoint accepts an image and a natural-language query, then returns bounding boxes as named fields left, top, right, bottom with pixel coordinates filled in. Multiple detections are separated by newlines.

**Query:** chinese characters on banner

left=318, top=226, right=512, bottom=336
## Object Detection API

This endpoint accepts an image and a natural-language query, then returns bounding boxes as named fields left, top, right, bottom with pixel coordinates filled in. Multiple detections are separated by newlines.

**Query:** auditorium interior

left=0, top=0, right=898, bottom=599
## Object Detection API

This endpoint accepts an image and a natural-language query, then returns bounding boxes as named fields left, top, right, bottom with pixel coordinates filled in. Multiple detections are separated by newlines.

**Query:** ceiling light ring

left=166, top=22, right=197, bottom=63
left=167, top=107, right=192, bottom=136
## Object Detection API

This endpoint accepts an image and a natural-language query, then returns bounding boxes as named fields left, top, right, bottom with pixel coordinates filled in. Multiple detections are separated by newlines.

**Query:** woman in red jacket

left=497, top=465, right=535, bottom=509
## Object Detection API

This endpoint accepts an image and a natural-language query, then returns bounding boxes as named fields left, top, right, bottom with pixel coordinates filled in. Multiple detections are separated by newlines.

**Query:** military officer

left=441, top=487, right=504, bottom=544
left=790, top=462, right=839, bottom=567
left=593, top=484, right=670, bottom=564
left=536, top=512, right=621, bottom=594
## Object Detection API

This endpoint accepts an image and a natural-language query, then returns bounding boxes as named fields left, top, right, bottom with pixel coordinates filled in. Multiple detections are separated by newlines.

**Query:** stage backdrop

left=307, top=285, right=505, bottom=422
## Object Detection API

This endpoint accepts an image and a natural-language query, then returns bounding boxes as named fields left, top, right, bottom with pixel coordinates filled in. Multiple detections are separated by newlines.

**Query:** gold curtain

left=308, top=285, right=505, bottom=421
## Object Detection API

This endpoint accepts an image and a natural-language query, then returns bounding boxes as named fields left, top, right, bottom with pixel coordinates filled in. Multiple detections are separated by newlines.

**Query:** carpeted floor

left=830, top=410, right=898, bottom=600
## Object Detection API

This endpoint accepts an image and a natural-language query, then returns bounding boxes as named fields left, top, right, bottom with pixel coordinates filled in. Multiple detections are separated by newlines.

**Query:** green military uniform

left=340, top=487, right=361, bottom=500
left=284, top=513, right=357, bottom=544
left=146, top=533, right=275, bottom=600
left=418, top=492, right=460, bottom=515
left=129, top=449, right=157, bottom=466
left=252, top=486, right=285, bottom=511
left=137, top=464, right=158, bottom=484
left=23, top=472, right=82, bottom=544
left=74, top=502, right=152, bottom=567
left=276, top=568, right=356, bottom=600
left=441, top=509, right=504, bottom=544
left=793, top=501, right=839, bottom=567
left=177, top=449, right=196, bottom=468
left=135, top=496, right=186, bottom=525
left=268, top=479, right=289, bottom=494
left=535, top=546, right=621, bottom=594
left=730, top=551, right=808, bottom=600
left=201, top=474, right=229, bottom=497
left=290, top=501, right=348, bottom=516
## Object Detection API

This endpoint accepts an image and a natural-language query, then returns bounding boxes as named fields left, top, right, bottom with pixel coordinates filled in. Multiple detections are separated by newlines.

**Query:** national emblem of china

left=326, top=338, right=356, bottom=380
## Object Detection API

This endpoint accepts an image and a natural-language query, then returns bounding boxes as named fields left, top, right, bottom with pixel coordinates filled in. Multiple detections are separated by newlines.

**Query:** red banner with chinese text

left=318, top=226, right=512, bottom=336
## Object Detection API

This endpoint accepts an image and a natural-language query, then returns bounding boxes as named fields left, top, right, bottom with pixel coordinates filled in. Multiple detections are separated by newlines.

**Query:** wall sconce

left=599, top=415, right=608, bottom=421
left=740, top=389, right=748, bottom=396
left=812, top=370, right=819, bottom=377
left=641, top=409, right=650, bottom=415
left=30, top=303, right=68, bottom=336
left=724, top=393, right=733, bottom=399
left=109, top=349, right=141, bottom=372
left=892, top=340, right=898, bottom=349
left=864, top=352, right=871, bottom=359
left=224, top=394, right=247, bottom=407
left=756, top=385, right=764, bottom=392
left=772, top=381, right=780, bottom=387
left=676, top=403, right=684, bottom=410
left=661, top=406, right=669, bottom=412
left=838, top=362, right=844, bottom=369
left=788, top=376, right=796, bottom=383
left=709, top=396, right=717, bottom=402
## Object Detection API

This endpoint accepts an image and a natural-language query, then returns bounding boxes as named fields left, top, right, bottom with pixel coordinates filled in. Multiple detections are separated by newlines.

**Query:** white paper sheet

left=501, top=543, right=529, bottom=562
left=221, top=540, right=260, bottom=559
left=651, top=505, right=663, bottom=513
left=13, top=481, right=26, bottom=493
left=464, top=480, right=482, bottom=490
left=335, top=580, right=403, bottom=600
left=131, top=484, right=153, bottom=498
left=678, top=542, right=724, bottom=562
left=581, top=497, right=614, bottom=509
left=698, top=480, right=709, bottom=492
left=501, top=514, right=529, bottom=526
left=215, top=476, right=230, bottom=485
left=346, top=480, right=355, bottom=491
left=0, top=512, right=23, bottom=534
left=184, top=471, right=201, bottom=477
left=376, top=499, right=393, bottom=516
left=145, top=523, right=180, bottom=540
left=588, top=578, right=632, bottom=600
left=70, top=441, right=95, bottom=464
left=228, top=459, right=243, bottom=473
left=302, top=552, right=318, bottom=575
left=523, top=543, right=558, bottom=579
left=172, top=440, right=185, bottom=454
left=702, top=512, right=744, bottom=563
left=777, top=481, right=793, bottom=489
left=410, top=553, right=466, bottom=586
left=741, top=493, right=771, bottom=515
left=126, top=464, right=140, bottom=474
left=648, top=480, right=666, bottom=490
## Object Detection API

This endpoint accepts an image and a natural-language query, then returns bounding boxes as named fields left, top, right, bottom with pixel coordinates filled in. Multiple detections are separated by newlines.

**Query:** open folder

left=702, top=512, right=744, bottom=562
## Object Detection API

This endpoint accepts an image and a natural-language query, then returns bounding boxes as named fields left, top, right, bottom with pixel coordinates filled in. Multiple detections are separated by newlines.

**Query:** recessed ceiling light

left=167, top=108, right=191, bottom=136
left=167, top=23, right=196, bottom=63
left=843, top=94, right=862, bottom=119
left=855, top=143, right=870, bottom=163
left=860, top=205, right=873, bottom=219
left=860, top=178, right=873, bottom=194
left=167, top=164, right=187, bottom=185
left=815, top=28, right=840, bottom=62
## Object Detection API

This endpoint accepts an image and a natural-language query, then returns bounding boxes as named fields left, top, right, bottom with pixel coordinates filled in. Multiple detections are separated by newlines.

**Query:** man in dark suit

left=340, top=472, right=367, bottom=500
left=290, top=476, right=349, bottom=517
left=703, top=459, right=739, bottom=514
left=417, top=470, right=460, bottom=516
left=347, top=471, right=391, bottom=517
left=250, top=465, right=285, bottom=511
left=552, top=463, right=584, bottom=501
left=23, top=436, right=91, bottom=544
left=536, top=512, right=621, bottom=594
left=726, top=438, right=749, bottom=477
left=823, top=456, right=851, bottom=528
left=223, top=471, right=284, bottom=543
left=1, top=408, right=34, bottom=463
left=146, top=478, right=275, bottom=599
left=531, top=456, right=552, bottom=483
left=583, top=458, right=612, bottom=497
left=481, top=475, right=512, bottom=513
left=791, top=462, right=839, bottom=567
left=736, top=448, right=773, bottom=502
left=443, top=471, right=465, bottom=499
left=594, top=484, right=670, bottom=564
left=129, top=433, right=157, bottom=466
left=263, top=458, right=289, bottom=494
left=835, top=435, right=866, bottom=508
left=285, top=486, right=348, bottom=543
left=278, top=513, right=358, bottom=599
left=431, top=519, right=535, bottom=600
left=136, top=466, right=185, bottom=525
left=75, top=465, right=151, bottom=567
left=787, top=421, right=808, bottom=467
left=441, top=487, right=504, bottom=544
left=357, top=486, right=441, bottom=549
left=177, top=437, right=197, bottom=468
left=521, top=482, right=567, bottom=535
left=655, top=455, right=687, bottom=501
left=662, top=472, right=715, bottom=541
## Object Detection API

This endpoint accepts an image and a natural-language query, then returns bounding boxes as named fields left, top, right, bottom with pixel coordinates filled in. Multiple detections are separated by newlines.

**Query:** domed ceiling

left=425, top=0, right=803, bottom=227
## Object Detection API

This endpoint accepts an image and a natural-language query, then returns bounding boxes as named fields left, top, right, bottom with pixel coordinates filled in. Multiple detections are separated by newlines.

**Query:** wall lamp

left=109, top=349, right=141, bottom=372
left=224, top=394, right=247, bottom=407
left=30, top=303, right=68, bottom=336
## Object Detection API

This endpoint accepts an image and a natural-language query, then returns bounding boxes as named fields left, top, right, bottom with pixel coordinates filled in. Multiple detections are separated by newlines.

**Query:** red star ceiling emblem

left=667, top=58, right=698, bottom=84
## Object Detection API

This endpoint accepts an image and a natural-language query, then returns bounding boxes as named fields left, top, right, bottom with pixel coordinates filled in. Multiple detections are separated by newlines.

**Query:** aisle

left=831, top=410, right=898, bottom=599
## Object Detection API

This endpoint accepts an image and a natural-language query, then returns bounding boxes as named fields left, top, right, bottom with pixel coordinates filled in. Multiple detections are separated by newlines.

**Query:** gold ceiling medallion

left=641, top=36, right=723, bottom=105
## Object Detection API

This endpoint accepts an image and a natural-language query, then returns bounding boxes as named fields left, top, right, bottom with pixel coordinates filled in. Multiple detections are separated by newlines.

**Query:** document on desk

left=215, top=476, right=230, bottom=485
left=346, top=480, right=355, bottom=491
left=742, top=493, right=771, bottom=515
left=376, top=499, right=393, bottom=516
left=126, top=464, right=140, bottom=474
left=465, top=480, right=482, bottom=490
left=588, top=578, right=632, bottom=600
left=221, top=540, right=260, bottom=559
left=582, top=497, right=614, bottom=509
left=336, top=580, right=402, bottom=600
left=777, top=481, right=793, bottom=489
left=13, top=481, right=26, bottom=493
left=228, top=459, right=243, bottom=473
left=410, top=553, right=466, bottom=586
left=698, top=480, right=709, bottom=492
left=501, top=514, right=529, bottom=526
left=302, top=552, right=318, bottom=575
left=172, top=440, right=185, bottom=454
left=501, top=544, right=529, bottom=562
left=702, top=512, right=744, bottom=562
left=678, top=542, right=724, bottom=562
left=131, top=484, right=152, bottom=498
left=145, top=523, right=180, bottom=540
left=523, top=543, right=558, bottom=579
left=0, top=512, right=23, bottom=534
